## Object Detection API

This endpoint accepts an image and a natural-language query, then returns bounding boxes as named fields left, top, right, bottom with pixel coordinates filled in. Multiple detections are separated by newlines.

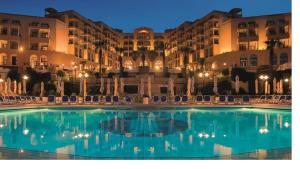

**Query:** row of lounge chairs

left=256, top=95, right=291, bottom=104
left=0, top=96, right=41, bottom=105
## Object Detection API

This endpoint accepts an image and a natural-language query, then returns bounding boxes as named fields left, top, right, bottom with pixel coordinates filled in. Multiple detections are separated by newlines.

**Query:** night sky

left=0, top=0, right=291, bottom=32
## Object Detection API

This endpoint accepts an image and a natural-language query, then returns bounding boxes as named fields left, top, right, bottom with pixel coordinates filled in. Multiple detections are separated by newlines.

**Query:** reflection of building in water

left=214, top=144, right=232, bottom=157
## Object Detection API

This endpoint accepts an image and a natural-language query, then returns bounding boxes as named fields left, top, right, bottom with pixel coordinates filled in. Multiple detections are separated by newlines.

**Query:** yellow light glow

left=23, top=75, right=28, bottom=80
left=84, top=73, right=89, bottom=78
left=19, top=47, right=23, bottom=52
left=0, top=78, right=3, bottom=83
left=205, top=72, right=209, bottom=77
left=78, top=73, right=83, bottom=78
left=284, top=78, right=289, bottom=82
left=23, top=128, right=29, bottom=135
left=198, top=73, right=203, bottom=78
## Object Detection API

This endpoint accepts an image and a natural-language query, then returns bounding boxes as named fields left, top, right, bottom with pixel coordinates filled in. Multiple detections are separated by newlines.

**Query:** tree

left=115, top=47, right=124, bottom=74
left=138, top=46, right=148, bottom=67
left=148, top=51, right=157, bottom=63
left=265, top=39, right=278, bottom=68
left=7, top=69, right=20, bottom=81
left=95, top=40, right=107, bottom=76
left=155, top=42, right=167, bottom=71
left=179, top=46, right=193, bottom=75
left=56, top=70, right=65, bottom=78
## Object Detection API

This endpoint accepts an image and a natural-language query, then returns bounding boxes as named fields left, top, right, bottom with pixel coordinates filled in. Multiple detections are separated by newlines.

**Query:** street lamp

left=259, top=74, right=269, bottom=94
left=22, top=75, right=28, bottom=95
left=198, top=72, right=209, bottom=94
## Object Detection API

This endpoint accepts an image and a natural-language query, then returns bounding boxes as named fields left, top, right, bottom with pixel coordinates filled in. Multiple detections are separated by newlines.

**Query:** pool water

left=0, top=107, right=291, bottom=159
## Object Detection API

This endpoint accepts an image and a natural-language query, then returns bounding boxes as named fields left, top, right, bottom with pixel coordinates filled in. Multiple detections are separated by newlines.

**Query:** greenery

left=7, top=69, right=20, bottom=81
left=56, top=70, right=65, bottom=78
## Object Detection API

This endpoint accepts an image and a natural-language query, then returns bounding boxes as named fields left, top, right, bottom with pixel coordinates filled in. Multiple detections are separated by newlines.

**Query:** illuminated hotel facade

left=0, top=8, right=291, bottom=94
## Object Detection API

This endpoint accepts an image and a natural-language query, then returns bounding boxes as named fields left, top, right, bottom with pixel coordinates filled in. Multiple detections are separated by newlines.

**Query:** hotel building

left=0, top=8, right=291, bottom=95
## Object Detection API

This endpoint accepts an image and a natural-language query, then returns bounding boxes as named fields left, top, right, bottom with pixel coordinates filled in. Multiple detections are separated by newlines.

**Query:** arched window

left=249, top=54, right=257, bottom=66
left=40, top=55, right=48, bottom=65
left=271, top=54, right=277, bottom=65
left=280, top=53, right=288, bottom=64
left=240, top=56, right=248, bottom=67
left=30, top=55, right=38, bottom=68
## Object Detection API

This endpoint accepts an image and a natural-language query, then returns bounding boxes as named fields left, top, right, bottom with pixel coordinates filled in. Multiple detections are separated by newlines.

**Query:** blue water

left=0, top=107, right=291, bottom=159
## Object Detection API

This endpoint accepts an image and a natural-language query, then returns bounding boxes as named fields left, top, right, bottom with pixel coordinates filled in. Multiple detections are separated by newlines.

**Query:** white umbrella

left=264, top=81, right=268, bottom=95
left=100, top=77, right=104, bottom=94
left=255, top=79, right=258, bottom=95
left=187, top=77, right=191, bottom=97
left=4, top=81, right=8, bottom=95
left=279, top=79, right=283, bottom=94
left=22, top=79, right=26, bottom=94
left=106, top=78, right=111, bottom=95
left=120, top=77, right=124, bottom=95
left=83, top=79, right=87, bottom=97
left=40, top=81, right=44, bottom=97
left=114, top=77, right=118, bottom=96
left=61, top=81, right=64, bottom=96
left=18, top=82, right=22, bottom=95
left=213, top=75, right=218, bottom=95
left=235, top=75, right=240, bottom=94
left=147, top=76, right=151, bottom=98
left=273, top=78, right=277, bottom=94
left=80, top=78, right=83, bottom=96
left=7, top=78, right=11, bottom=94
left=191, top=76, right=195, bottom=95
left=13, top=80, right=17, bottom=94
left=140, top=77, right=144, bottom=97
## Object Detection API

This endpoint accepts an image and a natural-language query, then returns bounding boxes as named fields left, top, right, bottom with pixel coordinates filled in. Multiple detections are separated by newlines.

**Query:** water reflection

left=0, top=108, right=291, bottom=159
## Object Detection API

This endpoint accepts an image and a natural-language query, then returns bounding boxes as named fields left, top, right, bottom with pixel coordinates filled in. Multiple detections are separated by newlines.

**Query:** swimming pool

left=0, top=107, right=291, bottom=159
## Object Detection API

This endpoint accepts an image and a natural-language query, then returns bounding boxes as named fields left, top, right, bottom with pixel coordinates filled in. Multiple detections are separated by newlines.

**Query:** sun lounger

left=181, top=95, right=189, bottom=104
left=92, top=95, right=99, bottom=104
left=70, top=95, right=77, bottom=104
left=242, top=95, right=250, bottom=104
left=48, top=95, right=55, bottom=104
left=0, top=96, right=4, bottom=105
left=174, top=95, right=181, bottom=104
left=161, top=96, right=167, bottom=104
left=153, top=96, right=160, bottom=104
left=105, top=96, right=112, bottom=104
left=61, top=95, right=69, bottom=104
left=273, top=95, right=286, bottom=104
left=125, top=96, right=132, bottom=104
left=195, top=95, right=203, bottom=104
left=113, top=96, right=119, bottom=104
left=31, top=96, right=41, bottom=104
left=227, top=95, right=235, bottom=104
left=257, top=95, right=266, bottom=103
left=285, top=95, right=291, bottom=104
left=219, top=95, right=226, bottom=104
left=203, top=95, right=211, bottom=104
left=84, top=95, right=92, bottom=104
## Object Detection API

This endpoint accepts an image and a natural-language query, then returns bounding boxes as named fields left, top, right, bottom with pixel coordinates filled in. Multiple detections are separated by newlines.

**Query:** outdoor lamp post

left=259, top=74, right=269, bottom=94
left=22, top=75, right=28, bottom=95
left=198, top=72, right=209, bottom=94
left=284, top=78, right=289, bottom=94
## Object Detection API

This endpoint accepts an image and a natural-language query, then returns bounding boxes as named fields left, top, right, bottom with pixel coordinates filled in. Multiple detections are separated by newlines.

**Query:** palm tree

left=180, top=46, right=193, bottom=75
left=155, top=42, right=168, bottom=72
left=138, top=46, right=148, bottom=67
left=115, top=47, right=124, bottom=73
left=148, top=50, right=158, bottom=67
left=265, top=39, right=279, bottom=68
left=95, top=40, right=107, bottom=76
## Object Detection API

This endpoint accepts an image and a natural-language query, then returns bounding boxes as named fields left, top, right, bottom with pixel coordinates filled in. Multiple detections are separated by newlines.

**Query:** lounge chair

left=105, top=96, right=112, bottom=104
left=242, top=95, right=250, bottom=104
left=174, top=95, right=181, bottom=104
left=125, top=96, right=132, bottom=104
left=31, top=96, right=41, bottom=104
left=84, top=95, right=92, bottom=104
left=219, top=95, right=226, bottom=104
left=113, top=96, right=120, bottom=104
left=48, top=95, right=55, bottom=104
left=227, top=95, right=235, bottom=104
left=61, top=95, right=69, bottom=104
left=181, top=95, right=188, bottom=104
left=0, top=96, right=4, bottom=105
left=285, top=95, right=292, bottom=104
left=203, top=95, right=211, bottom=104
left=70, top=95, right=77, bottom=104
left=195, top=95, right=203, bottom=104
left=9, top=96, right=16, bottom=104
left=161, top=96, right=167, bottom=104
left=153, top=96, right=160, bottom=104
left=265, top=95, right=273, bottom=103
left=15, top=96, right=22, bottom=103
left=256, top=95, right=266, bottom=103
left=92, top=95, right=100, bottom=104
left=274, top=95, right=286, bottom=104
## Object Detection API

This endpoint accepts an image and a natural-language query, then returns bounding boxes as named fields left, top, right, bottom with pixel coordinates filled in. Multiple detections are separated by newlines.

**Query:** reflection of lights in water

left=0, top=124, right=4, bottom=128
left=223, top=134, right=227, bottom=137
left=204, top=134, right=209, bottom=138
left=134, top=146, right=140, bottom=153
left=211, top=132, right=215, bottom=138
left=84, top=133, right=90, bottom=138
left=284, top=122, right=290, bottom=128
left=62, top=133, right=65, bottom=137
left=198, top=133, right=203, bottom=138
left=23, top=128, right=29, bottom=135
left=78, top=133, right=83, bottom=138
left=149, top=147, right=155, bottom=153
left=19, top=149, right=24, bottom=153
left=40, top=135, right=44, bottom=139
left=199, top=132, right=210, bottom=139
left=259, top=128, right=269, bottom=134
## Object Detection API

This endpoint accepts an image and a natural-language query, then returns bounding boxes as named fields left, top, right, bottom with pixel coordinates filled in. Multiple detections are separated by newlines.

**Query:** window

left=214, top=39, right=219, bottom=44
left=0, top=27, right=8, bottom=35
left=10, top=28, right=19, bottom=36
left=280, top=53, right=288, bottom=64
left=239, top=43, right=247, bottom=51
left=40, top=32, right=48, bottom=38
left=0, top=55, right=8, bottom=65
left=40, top=23, right=49, bottom=28
left=160, top=87, right=168, bottom=94
left=10, top=41, right=18, bottom=49
left=271, top=54, right=278, bottom=65
left=240, top=56, right=248, bottom=67
left=11, top=56, right=17, bottom=65
left=249, top=54, right=257, bottom=66
left=30, top=29, right=39, bottom=37
left=30, top=43, right=39, bottom=50
left=11, top=20, right=20, bottom=25
left=1, top=18, right=9, bottom=24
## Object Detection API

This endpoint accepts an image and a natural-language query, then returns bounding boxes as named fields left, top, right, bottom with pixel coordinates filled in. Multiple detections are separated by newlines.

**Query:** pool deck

left=0, top=103, right=292, bottom=111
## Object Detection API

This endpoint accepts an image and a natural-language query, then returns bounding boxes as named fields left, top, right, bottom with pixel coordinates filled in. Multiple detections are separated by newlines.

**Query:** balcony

left=267, top=32, right=289, bottom=40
